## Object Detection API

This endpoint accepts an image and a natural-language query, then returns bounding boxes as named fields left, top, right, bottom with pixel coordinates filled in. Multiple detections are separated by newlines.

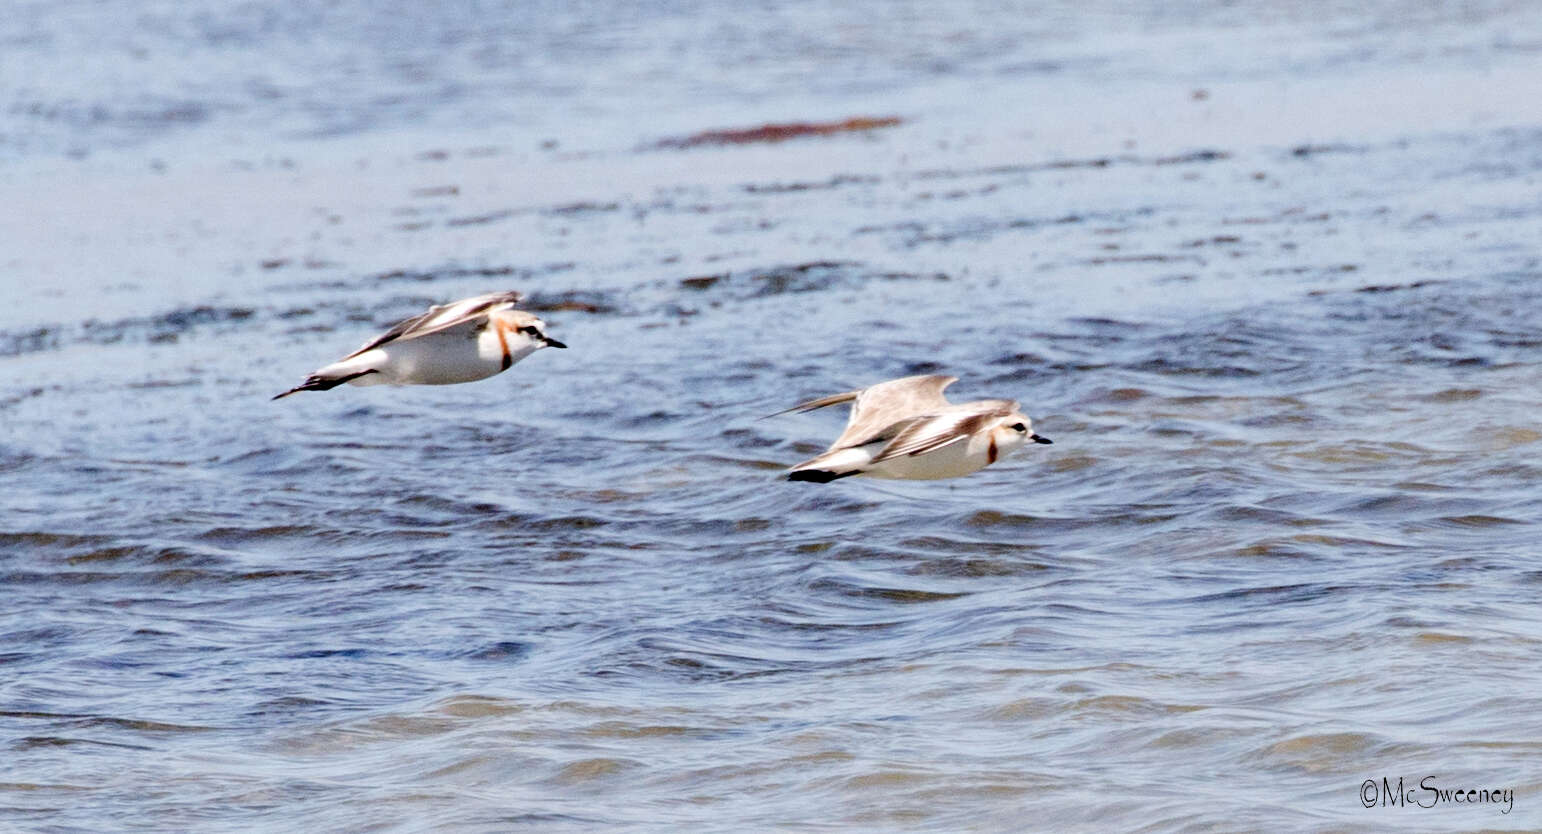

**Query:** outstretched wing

left=869, top=400, right=1018, bottom=464
left=830, top=374, right=958, bottom=449
left=761, top=389, right=862, bottom=420
left=342, top=291, right=523, bottom=359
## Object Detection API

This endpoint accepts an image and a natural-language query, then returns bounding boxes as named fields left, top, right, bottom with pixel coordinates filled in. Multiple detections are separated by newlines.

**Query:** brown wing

left=868, top=401, right=1018, bottom=463
left=343, top=291, right=523, bottom=359
left=829, top=375, right=958, bottom=449
left=761, top=389, right=862, bottom=420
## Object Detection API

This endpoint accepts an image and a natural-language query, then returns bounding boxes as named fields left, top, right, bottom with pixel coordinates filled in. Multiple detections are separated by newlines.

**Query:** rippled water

left=5, top=1, right=1542, bottom=831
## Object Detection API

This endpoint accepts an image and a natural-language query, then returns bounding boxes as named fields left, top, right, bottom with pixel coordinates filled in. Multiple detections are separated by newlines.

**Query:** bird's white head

left=991, top=411, right=1052, bottom=460
left=499, top=311, right=567, bottom=351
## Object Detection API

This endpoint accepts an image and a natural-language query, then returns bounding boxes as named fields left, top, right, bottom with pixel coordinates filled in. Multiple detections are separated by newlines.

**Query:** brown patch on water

left=655, top=116, right=902, bottom=149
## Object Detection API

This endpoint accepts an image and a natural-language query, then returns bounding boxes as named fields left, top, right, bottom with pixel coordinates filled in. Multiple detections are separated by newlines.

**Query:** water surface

left=3, top=1, right=1542, bottom=831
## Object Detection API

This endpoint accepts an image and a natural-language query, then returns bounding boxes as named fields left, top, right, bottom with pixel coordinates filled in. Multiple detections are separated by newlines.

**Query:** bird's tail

left=786, top=447, right=871, bottom=483
left=786, top=467, right=858, bottom=483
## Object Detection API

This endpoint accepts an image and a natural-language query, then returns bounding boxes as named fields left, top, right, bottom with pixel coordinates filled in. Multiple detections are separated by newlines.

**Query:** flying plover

left=274, top=291, right=564, bottom=399
left=775, top=374, right=1051, bottom=482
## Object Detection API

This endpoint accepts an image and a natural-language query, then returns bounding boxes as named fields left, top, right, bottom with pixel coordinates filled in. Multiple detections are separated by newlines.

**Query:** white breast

left=372, top=328, right=507, bottom=385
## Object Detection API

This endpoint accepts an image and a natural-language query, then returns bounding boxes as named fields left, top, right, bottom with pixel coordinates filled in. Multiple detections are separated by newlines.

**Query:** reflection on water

left=4, top=0, right=1542, bottom=831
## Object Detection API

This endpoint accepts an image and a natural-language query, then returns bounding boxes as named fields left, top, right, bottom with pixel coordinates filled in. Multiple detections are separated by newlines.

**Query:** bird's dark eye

left=1010, top=422, right=1028, bottom=433
left=519, top=326, right=541, bottom=336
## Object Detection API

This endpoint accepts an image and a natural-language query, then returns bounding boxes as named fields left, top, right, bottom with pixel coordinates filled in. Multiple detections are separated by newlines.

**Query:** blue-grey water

left=4, top=2, right=1542, bottom=831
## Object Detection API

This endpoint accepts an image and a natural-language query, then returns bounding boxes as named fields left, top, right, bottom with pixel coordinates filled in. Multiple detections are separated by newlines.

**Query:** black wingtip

left=272, top=369, right=378, bottom=400
left=272, top=376, right=328, bottom=400
left=787, top=469, right=856, bottom=483
left=272, top=378, right=324, bottom=399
